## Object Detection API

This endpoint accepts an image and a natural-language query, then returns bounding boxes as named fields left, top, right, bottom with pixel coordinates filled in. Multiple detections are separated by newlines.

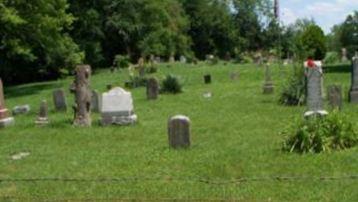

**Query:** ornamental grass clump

left=279, top=64, right=306, bottom=106
left=282, top=111, right=358, bottom=153
left=161, top=74, right=183, bottom=94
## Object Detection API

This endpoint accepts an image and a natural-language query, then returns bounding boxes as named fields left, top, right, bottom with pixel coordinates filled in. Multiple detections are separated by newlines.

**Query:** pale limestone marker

left=304, top=61, right=328, bottom=117
left=100, top=87, right=137, bottom=126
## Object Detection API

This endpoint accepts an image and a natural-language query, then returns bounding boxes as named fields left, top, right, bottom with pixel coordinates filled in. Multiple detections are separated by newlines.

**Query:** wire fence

left=0, top=174, right=357, bottom=185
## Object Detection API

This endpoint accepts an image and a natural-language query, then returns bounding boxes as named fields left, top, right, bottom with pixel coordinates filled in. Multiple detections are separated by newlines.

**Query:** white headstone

left=100, top=87, right=137, bottom=125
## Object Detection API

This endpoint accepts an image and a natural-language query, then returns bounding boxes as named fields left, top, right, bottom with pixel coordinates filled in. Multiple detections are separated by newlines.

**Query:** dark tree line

left=0, top=0, right=356, bottom=84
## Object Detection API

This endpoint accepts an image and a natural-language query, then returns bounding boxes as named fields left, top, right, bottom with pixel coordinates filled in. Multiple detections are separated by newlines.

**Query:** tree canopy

left=0, top=0, right=356, bottom=84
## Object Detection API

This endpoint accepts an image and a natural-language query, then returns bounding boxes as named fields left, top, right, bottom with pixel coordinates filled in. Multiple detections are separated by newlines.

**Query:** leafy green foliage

left=283, top=111, right=358, bottom=153
left=161, top=74, right=182, bottom=94
left=323, top=52, right=340, bottom=65
left=0, top=0, right=84, bottom=84
left=114, top=55, right=131, bottom=69
left=297, top=24, right=327, bottom=60
left=279, top=64, right=306, bottom=106
left=339, top=11, right=358, bottom=58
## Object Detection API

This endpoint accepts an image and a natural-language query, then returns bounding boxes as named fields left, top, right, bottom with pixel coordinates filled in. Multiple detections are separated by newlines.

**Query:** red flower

left=307, top=59, right=315, bottom=68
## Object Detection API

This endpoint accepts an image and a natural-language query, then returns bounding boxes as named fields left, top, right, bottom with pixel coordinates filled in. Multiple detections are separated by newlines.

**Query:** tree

left=182, top=0, right=238, bottom=59
left=297, top=24, right=326, bottom=60
left=68, top=0, right=106, bottom=67
left=103, top=0, right=190, bottom=62
left=0, top=0, right=83, bottom=84
left=340, top=11, right=358, bottom=58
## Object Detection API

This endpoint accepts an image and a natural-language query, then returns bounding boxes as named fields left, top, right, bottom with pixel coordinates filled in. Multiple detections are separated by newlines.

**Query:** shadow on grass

left=5, top=82, right=63, bottom=98
left=323, top=63, right=351, bottom=74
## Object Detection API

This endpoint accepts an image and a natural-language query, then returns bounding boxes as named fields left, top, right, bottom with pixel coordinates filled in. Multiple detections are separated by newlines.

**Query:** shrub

left=323, top=52, right=340, bottom=64
left=146, top=64, right=158, bottom=74
left=282, top=111, right=358, bottom=153
left=234, top=52, right=253, bottom=64
left=296, top=24, right=327, bottom=60
left=161, top=74, right=182, bottom=94
left=114, top=55, right=131, bottom=69
left=279, top=64, right=306, bottom=106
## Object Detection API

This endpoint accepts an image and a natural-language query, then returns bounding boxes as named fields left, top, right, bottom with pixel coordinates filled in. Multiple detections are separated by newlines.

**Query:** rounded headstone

left=147, top=78, right=159, bottom=100
left=168, top=115, right=191, bottom=148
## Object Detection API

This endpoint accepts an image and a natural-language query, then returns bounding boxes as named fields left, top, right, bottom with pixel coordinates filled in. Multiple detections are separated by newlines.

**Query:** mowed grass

left=0, top=62, right=357, bottom=201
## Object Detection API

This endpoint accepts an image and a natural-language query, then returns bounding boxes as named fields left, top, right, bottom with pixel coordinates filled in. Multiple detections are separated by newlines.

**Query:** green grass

left=0, top=62, right=357, bottom=201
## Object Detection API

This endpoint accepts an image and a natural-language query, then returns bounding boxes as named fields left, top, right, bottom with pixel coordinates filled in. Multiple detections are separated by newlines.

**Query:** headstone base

left=304, top=110, right=328, bottom=118
left=35, top=117, right=49, bottom=125
left=101, top=114, right=137, bottom=126
left=0, top=117, right=15, bottom=128
left=263, top=83, right=274, bottom=94
left=349, top=90, right=358, bottom=103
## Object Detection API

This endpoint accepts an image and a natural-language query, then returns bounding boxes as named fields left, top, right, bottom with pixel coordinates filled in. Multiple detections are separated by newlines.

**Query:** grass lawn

left=0, top=62, right=357, bottom=201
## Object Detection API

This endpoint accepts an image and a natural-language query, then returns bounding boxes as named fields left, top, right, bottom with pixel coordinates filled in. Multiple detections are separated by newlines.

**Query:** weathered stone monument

left=341, top=48, right=348, bottom=62
left=73, top=65, right=92, bottom=126
left=53, top=89, right=67, bottom=111
left=327, top=85, right=342, bottom=110
left=0, top=79, right=14, bottom=128
left=204, top=74, right=211, bottom=84
left=12, top=105, right=30, bottom=115
left=91, top=90, right=100, bottom=113
left=138, top=57, right=145, bottom=77
left=35, top=100, right=49, bottom=125
left=100, top=87, right=137, bottom=126
left=168, top=115, right=191, bottom=148
left=169, top=53, right=175, bottom=63
left=180, top=55, right=187, bottom=63
left=349, top=54, right=358, bottom=103
left=304, top=60, right=328, bottom=117
left=147, top=78, right=159, bottom=100
left=262, top=64, right=274, bottom=94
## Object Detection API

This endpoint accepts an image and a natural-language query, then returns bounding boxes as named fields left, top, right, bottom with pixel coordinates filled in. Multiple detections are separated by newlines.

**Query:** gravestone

left=73, top=65, right=92, bottom=126
left=180, top=55, right=187, bottom=63
left=230, top=72, right=239, bottom=81
left=0, top=78, right=14, bottom=128
left=327, top=85, right=342, bottom=110
left=100, top=87, right=137, bottom=126
left=91, top=90, right=100, bottom=113
left=146, top=78, right=159, bottom=100
left=341, top=48, right=348, bottom=62
left=204, top=74, right=211, bottom=84
left=263, top=64, right=274, bottom=94
left=349, top=55, right=358, bottom=103
left=169, top=53, right=175, bottom=63
left=138, top=57, right=146, bottom=77
left=53, top=89, right=67, bottom=111
left=12, top=105, right=30, bottom=115
left=35, top=100, right=49, bottom=125
left=304, top=61, right=328, bottom=117
left=168, top=115, right=191, bottom=148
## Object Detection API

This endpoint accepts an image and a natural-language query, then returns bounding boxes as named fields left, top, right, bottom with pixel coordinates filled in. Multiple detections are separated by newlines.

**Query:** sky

left=280, top=0, right=358, bottom=33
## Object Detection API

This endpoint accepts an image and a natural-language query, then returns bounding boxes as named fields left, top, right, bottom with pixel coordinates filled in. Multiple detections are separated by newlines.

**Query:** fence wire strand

left=0, top=174, right=357, bottom=185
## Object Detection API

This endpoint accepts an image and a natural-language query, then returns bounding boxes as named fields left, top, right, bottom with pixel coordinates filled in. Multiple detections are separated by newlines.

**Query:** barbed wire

left=0, top=174, right=357, bottom=185
left=1, top=196, right=235, bottom=202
